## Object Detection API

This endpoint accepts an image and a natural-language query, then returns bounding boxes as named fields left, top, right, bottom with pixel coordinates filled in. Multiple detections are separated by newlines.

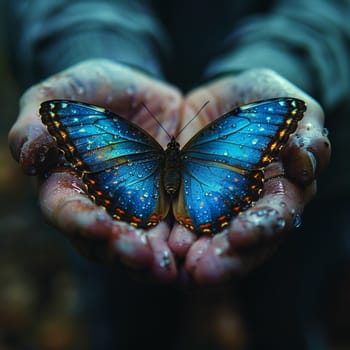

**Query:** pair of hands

left=8, top=59, right=330, bottom=284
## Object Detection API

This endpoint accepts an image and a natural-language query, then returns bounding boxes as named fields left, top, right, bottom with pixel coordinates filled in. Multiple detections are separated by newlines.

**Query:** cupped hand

left=9, top=62, right=330, bottom=285
left=168, top=68, right=331, bottom=283
left=8, top=59, right=184, bottom=282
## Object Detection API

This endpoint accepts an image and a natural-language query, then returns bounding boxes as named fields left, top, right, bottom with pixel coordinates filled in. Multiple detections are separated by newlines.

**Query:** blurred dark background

left=1, top=1, right=350, bottom=350
left=0, top=2, right=90, bottom=349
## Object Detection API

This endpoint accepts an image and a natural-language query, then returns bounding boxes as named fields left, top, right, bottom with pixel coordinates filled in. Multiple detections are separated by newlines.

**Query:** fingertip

left=283, top=145, right=315, bottom=185
left=185, top=236, right=211, bottom=276
left=8, top=105, right=58, bottom=175
left=168, top=224, right=197, bottom=258
left=283, top=128, right=331, bottom=185
left=190, top=243, right=242, bottom=284
left=146, top=222, right=178, bottom=282
left=228, top=204, right=287, bottom=249
left=228, top=218, right=261, bottom=248
left=8, top=123, right=24, bottom=162
left=110, top=226, right=154, bottom=268
left=21, top=131, right=59, bottom=175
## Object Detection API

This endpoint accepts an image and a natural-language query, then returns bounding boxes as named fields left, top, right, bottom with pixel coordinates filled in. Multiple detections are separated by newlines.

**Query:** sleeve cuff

left=34, top=30, right=165, bottom=83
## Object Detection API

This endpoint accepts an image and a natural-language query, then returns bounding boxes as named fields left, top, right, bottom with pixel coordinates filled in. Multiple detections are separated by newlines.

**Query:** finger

left=39, top=170, right=154, bottom=268
left=185, top=236, right=212, bottom=278
left=282, top=101, right=331, bottom=184
left=8, top=87, right=59, bottom=174
left=228, top=170, right=316, bottom=248
left=186, top=230, right=285, bottom=284
left=168, top=223, right=197, bottom=258
left=146, top=223, right=178, bottom=282
left=185, top=233, right=240, bottom=284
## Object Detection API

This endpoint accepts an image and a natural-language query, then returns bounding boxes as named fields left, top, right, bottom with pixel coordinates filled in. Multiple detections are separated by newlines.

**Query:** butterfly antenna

left=142, top=103, right=172, bottom=140
left=175, top=101, right=210, bottom=138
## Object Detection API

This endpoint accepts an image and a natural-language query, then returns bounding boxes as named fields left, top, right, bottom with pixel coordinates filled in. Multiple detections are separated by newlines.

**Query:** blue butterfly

left=40, top=98, right=306, bottom=234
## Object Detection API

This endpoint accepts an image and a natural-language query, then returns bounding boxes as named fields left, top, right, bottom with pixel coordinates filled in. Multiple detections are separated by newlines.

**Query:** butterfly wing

left=174, top=98, right=306, bottom=233
left=40, top=100, right=170, bottom=228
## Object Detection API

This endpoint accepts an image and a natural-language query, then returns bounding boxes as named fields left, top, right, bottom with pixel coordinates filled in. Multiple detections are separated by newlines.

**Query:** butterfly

left=40, top=97, right=306, bottom=234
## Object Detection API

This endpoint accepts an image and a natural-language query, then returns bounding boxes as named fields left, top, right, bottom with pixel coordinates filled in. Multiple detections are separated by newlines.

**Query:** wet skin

left=8, top=59, right=330, bottom=284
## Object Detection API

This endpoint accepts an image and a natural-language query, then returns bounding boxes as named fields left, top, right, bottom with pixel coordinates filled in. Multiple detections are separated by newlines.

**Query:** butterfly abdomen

left=164, top=137, right=181, bottom=196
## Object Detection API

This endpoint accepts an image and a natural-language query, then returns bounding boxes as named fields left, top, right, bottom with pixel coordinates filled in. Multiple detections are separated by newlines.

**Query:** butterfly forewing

left=40, top=100, right=170, bottom=228
left=174, top=98, right=306, bottom=233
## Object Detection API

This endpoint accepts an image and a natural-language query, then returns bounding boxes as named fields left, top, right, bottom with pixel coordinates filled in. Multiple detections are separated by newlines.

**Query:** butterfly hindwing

left=173, top=158, right=263, bottom=233
left=174, top=98, right=306, bottom=233
left=40, top=100, right=170, bottom=228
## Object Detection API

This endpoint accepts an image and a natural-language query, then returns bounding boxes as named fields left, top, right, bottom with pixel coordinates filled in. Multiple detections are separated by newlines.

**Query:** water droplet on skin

left=126, top=85, right=136, bottom=96
left=105, top=94, right=113, bottom=104
left=290, top=209, right=302, bottom=228
left=159, top=250, right=171, bottom=268
left=293, top=213, right=302, bottom=228
left=276, top=217, right=286, bottom=230
left=71, top=181, right=84, bottom=194
left=76, top=86, right=84, bottom=95
left=256, top=210, right=266, bottom=217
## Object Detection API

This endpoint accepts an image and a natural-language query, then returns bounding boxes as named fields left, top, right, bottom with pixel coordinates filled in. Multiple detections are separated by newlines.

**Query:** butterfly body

left=164, top=137, right=182, bottom=195
left=40, top=98, right=306, bottom=234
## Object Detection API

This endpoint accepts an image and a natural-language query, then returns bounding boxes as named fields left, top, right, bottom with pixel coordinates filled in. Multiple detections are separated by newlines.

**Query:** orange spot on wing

left=269, top=142, right=278, bottom=151
left=199, top=222, right=212, bottom=229
left=116, top=208, right=125, bottom=215
left=149, top=213, right=161, bottom=222
left=132, top=216, right=142, bottom=224
left=184, top=217, right=193, bottom=225
left=261, top=155, right=271, bottom=163
left=279, top=130, right=286, bottom=138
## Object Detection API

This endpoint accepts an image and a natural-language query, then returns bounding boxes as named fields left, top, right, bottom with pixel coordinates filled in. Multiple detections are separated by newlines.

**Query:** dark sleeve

left=7, top=0, right=170, bottom=87
left=203, top=0, right=350, bottom=110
